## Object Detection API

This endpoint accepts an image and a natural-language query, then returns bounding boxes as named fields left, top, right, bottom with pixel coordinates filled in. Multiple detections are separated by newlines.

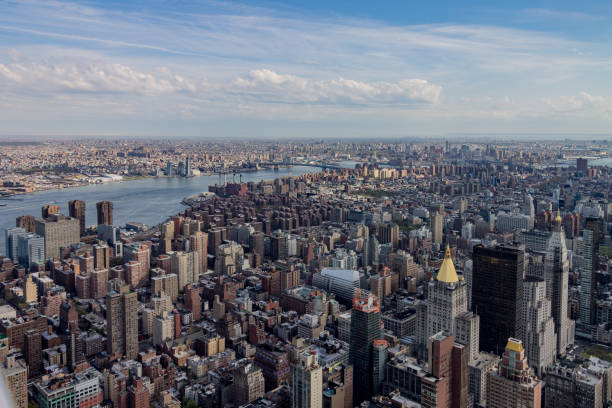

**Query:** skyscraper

left=68, top=200, right=86, bottom=235
left=124, top=242, right=151, bottom=287
left=213, top=242, right=242, bottom=277
left=521, top=276, right=556, bottom=377
left=487, top=338, right=542, bottom=408
left=93, top=243, right=111, bottom=270
left=34, top=214, right=80, bottom=259
left=522, top=194, right=535, bottom=229
left=544, top=211, right=574, bottom=355
left=96, top=201, right=114, bottom=225
left=472, top=245, right=524, bottom=354
left=16, top=215, right=35, bottom=233
left=431, top=212, right=443, bottom=245
left=576, top=157, right=588, bottom=174
left=90, top=267, right=108, bottom=299
left=426, top=245, right=468, bottom=340
left=59, top=300, right=78, bottom=332
left=349, top=289, right=382, bottom=405
left=291, top=350, right=323, bottom=408
left=41, top=204, right=60, bottom=219
left=271, top=230, right=288, bottom=261
left=378, top=223, right=399, bottom=248
left=106, top=288, right=138, bottom=360
left=189, top=231, right=208, bottom=275
left=24, top=330, right=42, bottom=377
left=372, top=340, right=388, bottom=397
left=5, top=227, right=26, bottom=262
left=152, top=313, right=174, bottom=346
left=1, top=354, right=28, bottom=408
left=17, top=233, right=45, bottom=270
left=421, top=331, right=468, bottom=408
left=362, top=235, right=380, bottom=267
left=185, top=156, right=192, bottom=177
left=579, top=217, right=599, bottom=326
left=234, top=363, right=265, bottom=406
left=184, top=284, right=201, bottom=321
left=171, top=250, right=199, bottom=289
left=123, top=291, right=138, bottom=360
left=106, top=292, right=123, bottom=358
left=455, top=312, right=480, bottom=363
left=66, top=322, right=85, bottom=369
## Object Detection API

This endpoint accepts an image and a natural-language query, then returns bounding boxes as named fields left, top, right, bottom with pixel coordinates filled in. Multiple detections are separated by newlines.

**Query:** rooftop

left=320, top=268, right=360, bottom=282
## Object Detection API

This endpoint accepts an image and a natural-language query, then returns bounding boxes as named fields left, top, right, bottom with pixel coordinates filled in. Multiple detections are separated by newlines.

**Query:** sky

left=0, top=0, right=611, bottom=139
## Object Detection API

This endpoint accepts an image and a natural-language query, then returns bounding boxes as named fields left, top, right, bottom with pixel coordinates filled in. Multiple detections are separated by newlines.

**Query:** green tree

left=182, top=397, right=198, bottom=408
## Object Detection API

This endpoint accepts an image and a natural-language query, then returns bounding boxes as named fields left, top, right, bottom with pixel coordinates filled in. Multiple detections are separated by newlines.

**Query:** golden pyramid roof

left=555, top=209, right=562, bottom=224
left=505, top=338, right=524, bottom=353
left=437, top=245, right=459, bottom=283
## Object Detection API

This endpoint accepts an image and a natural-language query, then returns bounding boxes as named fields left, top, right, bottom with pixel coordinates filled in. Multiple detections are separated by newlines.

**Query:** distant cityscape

left=0, top=139, right=353, bottom=196
left=0, top=139, right=611, bottom=408
left=1, top=139, right=611, bottom=197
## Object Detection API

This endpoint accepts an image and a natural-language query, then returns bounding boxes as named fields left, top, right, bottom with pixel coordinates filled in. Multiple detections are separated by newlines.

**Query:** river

left=591, top=157, right=612, bottom=167
left=0, top=166, right=324, bottom=255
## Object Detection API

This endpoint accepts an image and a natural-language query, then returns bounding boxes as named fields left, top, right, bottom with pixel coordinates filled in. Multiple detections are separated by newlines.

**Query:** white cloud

left=0, top=0, right=600, bottom=79
left=232, top=69, right=442, bottom=105
left=521, top=8, right=604, bottom=22
left=542, top=92, right=612, bottom=115
left=0, top=59, right=198, bottom=95
left=0, top=58, right=442, bottom=107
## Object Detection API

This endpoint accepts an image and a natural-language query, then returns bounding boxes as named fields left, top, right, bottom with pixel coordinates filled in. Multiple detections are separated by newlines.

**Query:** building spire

left=437, top=244, right=459, bottom=283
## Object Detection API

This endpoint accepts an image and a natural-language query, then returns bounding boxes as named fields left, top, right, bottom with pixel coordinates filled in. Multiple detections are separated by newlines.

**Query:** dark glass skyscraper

left=579, top=217, right=600, bottom=326
left=349, top=289, right=382, bottom=405
left=472, top=245, right=524, bottom=355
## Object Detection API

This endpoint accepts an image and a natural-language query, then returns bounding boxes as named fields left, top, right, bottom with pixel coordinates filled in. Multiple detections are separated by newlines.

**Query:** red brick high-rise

left=42, top=204, right=60, bottom=219
left=93, top=243, right=111, bottom=270
left=281, top=267, right=300, bottom=291
left=16, top=215, right=36, bottom=232
left=124, top=243, right=150, bottom=287
left=90, top=267, right=108, bottom=299
left=261, top=269, right=281, bottom=297
left=60, top=300, right=78, bottom=332
left=24, top=329, right=42, bottom=377
left=174, top=313, right=181, bottom=339
left=184, top=284, right=201, bottom=321
left=79, top=253, right=94, bottom=274
left=421, top=332, right=468, bottom=408
left=68, top=200, right=86, bottom=235
left=128, top=379, right=150, bottom=408
left=96, top=201, right=113, bottom=225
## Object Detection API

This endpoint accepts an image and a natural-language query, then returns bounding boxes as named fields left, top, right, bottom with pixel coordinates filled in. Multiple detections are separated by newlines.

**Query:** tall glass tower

left=349, top=289, right=382, bottom=405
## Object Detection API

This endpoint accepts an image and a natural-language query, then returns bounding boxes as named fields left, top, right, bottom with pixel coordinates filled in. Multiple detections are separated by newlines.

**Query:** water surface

left=0, top=166, right=320, bottom=254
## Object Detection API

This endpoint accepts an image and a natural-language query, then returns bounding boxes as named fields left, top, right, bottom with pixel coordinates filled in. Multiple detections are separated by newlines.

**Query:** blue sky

left=0, top=0, right=611, bottom=139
